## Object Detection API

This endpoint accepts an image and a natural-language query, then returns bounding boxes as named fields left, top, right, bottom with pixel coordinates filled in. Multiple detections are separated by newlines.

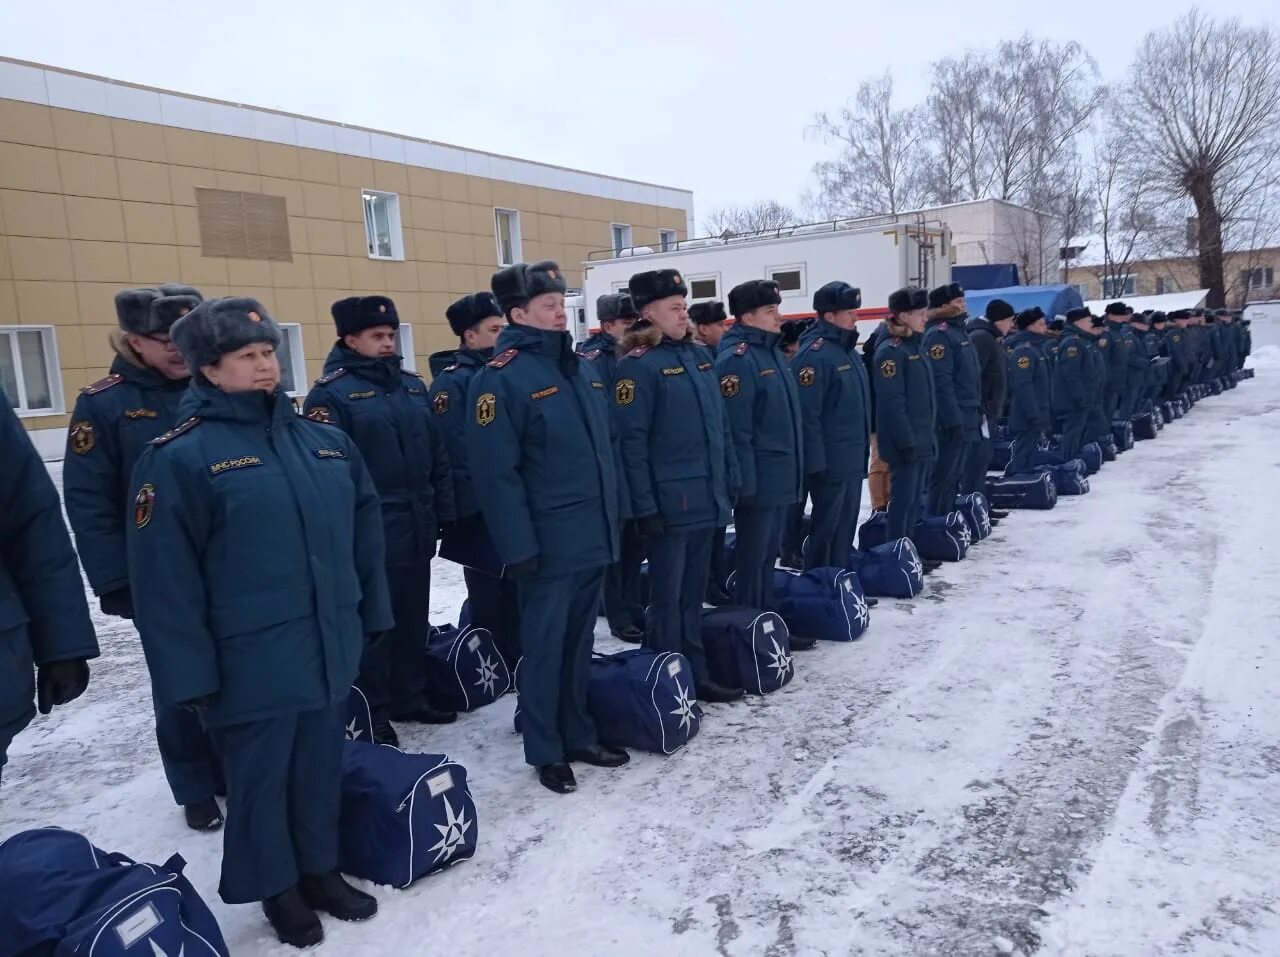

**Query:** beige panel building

left=1062, top=245, right=1280, bottom=307
left=0, top=58, right=693, bottom=456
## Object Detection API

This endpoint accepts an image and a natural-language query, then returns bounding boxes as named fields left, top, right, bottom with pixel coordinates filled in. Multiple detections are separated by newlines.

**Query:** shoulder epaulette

left=82, top=373, right=123, bottom=395
left=938, top=321, right=949, bottom=331
left=582, top=348, right=604, bottom=360
left=734, top=341, right=749, bottom=356
left=890, top=336, right=903, bottom=347
left=811, top=337, right=825, bottom=351
left=487, top=348, right=519, bottom=369
left=150, top=416, right=201, bottom=446
left=314, top=368, right=348, bottom=385
left=627, top=345, right=650, bottom=359
left=403, top=369, right=424, bottom=379
left=441, top=364, right=460, bottom=374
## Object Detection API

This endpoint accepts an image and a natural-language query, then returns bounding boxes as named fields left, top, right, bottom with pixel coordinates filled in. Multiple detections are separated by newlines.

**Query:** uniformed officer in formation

left=716, top=279, right=804, bottom=611
left=689, top=300, right=734, bottom=605
left=1004, top=309, right=1052, bottom=474
left=962, top=299, right=1014, bottom=504
left=1102, top=302, right=1134, bottom=422
left=1163, top=310, right=1191, bottom=402
left=923, top=282, right=981, bottom=516
left=63, top=285, right=225, bottom=831
left=1, top=394, right=99, bottom=786
left=129, top=297, right=391, bottom=945
left=465, top=261, right=627, bottom=795
left=791, top=281, right=871, bottom=569
left=612, top=269, right=742, bottom=703
left=578, top=293, right=645, bottom=643
left=1128, top=311, right=1161, bottom=413
left=1056, top=308, right=1105, bottom=461
left=872, top=287, right=937, bottom=547
left=778, top=318, right=811, bottom=570
left=304, top=296, right=457, bottom=747
left=430, top=293, right=521, bottom=668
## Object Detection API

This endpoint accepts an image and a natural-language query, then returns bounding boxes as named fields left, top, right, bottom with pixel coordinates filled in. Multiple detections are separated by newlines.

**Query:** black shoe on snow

left=865, top=597, right=879, bottom=608
left=989, top=509, right=1010, bottom=520
left=790, top=636, right=819, bottom=651
left=921, top=559, right=943, bottom=574
left=567, top=743, right=631, bottom=767
left=697, top=681, right=745, bottom=703
left=298, top=871, right=377, bottom=922
left=392, top=706, right=457, bottom=725
left=263, top=886, right=324, bottom=948
left=538, top=762, right=577, bottom=794
left=372, top=720, right=400, bottom=748
left=610, top=625, right=644, bottom=643
left=183, top=798, right=224, bottom=832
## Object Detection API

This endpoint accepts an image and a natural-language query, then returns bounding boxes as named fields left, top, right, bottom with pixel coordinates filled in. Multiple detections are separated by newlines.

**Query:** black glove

left=179, top=694, right=214, bottom=714
left=506, top=557, right=539, bottom=580
left=99, top=588, right=134, bottom=620
left=806, top=471, right=828, bottom=489
left=36, top=659, right=90, bottom=715
left=940, top=425, right=962, bottom=443
left=898, top=445, right=917, bottom=465
left=636, top=514, right=665, bottom=537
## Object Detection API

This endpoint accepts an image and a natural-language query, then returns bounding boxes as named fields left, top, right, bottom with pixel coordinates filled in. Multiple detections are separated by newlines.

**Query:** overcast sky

left=3, top=0, right=1275, bottom=232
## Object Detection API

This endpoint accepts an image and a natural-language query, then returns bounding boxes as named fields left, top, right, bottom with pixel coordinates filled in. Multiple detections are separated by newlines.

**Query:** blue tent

left=964, top=284, right=1084, bottom=321
left=953, top=264, right=1020, bottom=291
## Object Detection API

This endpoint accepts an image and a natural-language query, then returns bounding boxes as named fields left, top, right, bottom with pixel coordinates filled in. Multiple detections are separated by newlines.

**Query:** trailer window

left=768, top=265, right=806, bottom=296
left=688, top=275, right=719, bottom=300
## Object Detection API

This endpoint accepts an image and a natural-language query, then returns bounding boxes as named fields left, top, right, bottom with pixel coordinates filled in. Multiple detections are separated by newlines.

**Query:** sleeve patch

left=433, top=392, right=449, bottom=415
left=475, top=392, right=496, bottom=426
left=615, top=379, right=636, bottom=406
left=69, top=420, right=95, bottom=455
left=1017, top=356, right=1032, bottom=370
left=929, top=344, right=946, bottom=360
left=1067, top=346, right=1079, bottom=357
left=134, top=483, right=155, bottom=528
left=879, top=359, right=897, bottom=379
left=720, top=374, right=740, bottom=398
left=798, top=366, right=816, bottom=387
left=307, top=406, right=333, bottom=423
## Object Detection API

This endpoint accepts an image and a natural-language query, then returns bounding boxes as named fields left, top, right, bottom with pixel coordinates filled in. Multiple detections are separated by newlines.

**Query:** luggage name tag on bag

left=843, top=578, right=855, bottom=593
left=762, top=619, right=775, bottom=634
left=667, top=659, right=682, bottom=677
left=427, top=769, right=455, bottom=797
left=114, top=901, right=163, bottom=948
left=981, top=419, right=990, bottom=438
left=467, top=634, right=482, bottom=652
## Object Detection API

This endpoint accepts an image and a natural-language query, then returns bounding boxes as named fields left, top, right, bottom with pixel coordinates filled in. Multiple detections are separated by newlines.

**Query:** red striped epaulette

left=487, top=348, right=519, bottom=368
left=580, top=348, right=603, bottom=360
left=627, top=346, right=650, bottom=358
left=811, top=337, right=825, bottom=351
left=734, top=341, right=749, bottom=356
left=82, top=374, right=123, bottom=395
left=314, top=368, right=348, bottom=385
left=150, top=417, right=202, bottom=446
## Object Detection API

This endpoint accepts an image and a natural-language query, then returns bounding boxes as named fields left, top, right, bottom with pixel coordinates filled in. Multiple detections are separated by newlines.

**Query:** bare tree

left=702, top=200, right=797, bottom=238
left=924, top=51, right=997, bottom=203
left=808, top=74, right=929, bottom=216
left=1088, top=132, right=1162, bottom=299
left=1118, top=9, right=1280, bottom=306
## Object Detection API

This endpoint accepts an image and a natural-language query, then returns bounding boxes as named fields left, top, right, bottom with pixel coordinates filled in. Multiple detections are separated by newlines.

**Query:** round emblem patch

left=69, top=420, right=95, bottom=455
left=476, top=392, right=496, bottom=426
left=134, top=483, right=155, bottom=529
left=615, top=378, right=636, bottom=406
left=1017, top=356, right=1031, bottom=370
left=879, top=359, right=897, bottom=379
left=929, top=344, right=945, bottom=360
left=1099, top=338, right=1109, bottom=348
left=720, top=374, right=740, bottom=398
left=798, top=367, right=816, bottom=387
left=1067, top=346, right=1079, bottom=357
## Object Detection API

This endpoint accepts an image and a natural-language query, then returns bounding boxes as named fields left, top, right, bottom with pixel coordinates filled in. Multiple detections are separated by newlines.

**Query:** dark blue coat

left=966, top=316, right=1007, bottom=425
left=428, top=347, right=490, bottom=521
left=922, top=314, right=980, bottom=434
left=791, top=319, right=871, bottom=481
left=127, top=386, right=394, bottom=727
left=63, top=346, right=189, bottom=597
left=1, top=396, right=99, bottom=759
left=577, top=331, right=635, bottom=523
left=715, top=323, right=804, bottom=507
left=1055, top=326, right=1101, bottom=412
left=1004, top=331, right=1051, bottom=431
left=872, top=332, right=937, bottom=467
left=304, top=345, right=455, bottom=566
left=464, top=323, right=619, bottom=575
left=1163, top=326, right=1189, bottom=378
left=1104, top=322, right=1133, bottom=396
left=612, top=332, right=735, bottom=529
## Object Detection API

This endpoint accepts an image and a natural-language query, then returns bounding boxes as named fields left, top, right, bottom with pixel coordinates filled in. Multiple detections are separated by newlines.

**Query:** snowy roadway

left=3, top=355, right=1279, bottom=956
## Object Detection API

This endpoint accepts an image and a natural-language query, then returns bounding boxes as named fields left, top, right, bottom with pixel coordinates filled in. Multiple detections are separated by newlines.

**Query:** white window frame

left=659, top=229, right=677, bottom=252
left=276, top=323, right=307, bottom=397
left=1244, top=266, right=1275, bottom=290
left=1155, top=276, right=1175, bottom=295
left=1101, top=275, right=1135, bottom=299
left=1070, top=282, right=1091, bottom=301
left=687, top=273, right=721, bottom=303
left=396, top=324, right=416, bottom=372
left=361, top=189, right=405, bottom=261
left=494, top=208, right=522, bottom=266
left=0, top=325, right=64, bottom=416
left=611, top=223, right=633, bottom=257
left=610, top=280, right=630, bottom=294
left=767, top=263, right=807, bottom=298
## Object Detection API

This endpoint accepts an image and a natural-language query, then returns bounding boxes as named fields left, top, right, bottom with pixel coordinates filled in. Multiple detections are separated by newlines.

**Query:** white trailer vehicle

left=576, top=216, right=953, bottom=343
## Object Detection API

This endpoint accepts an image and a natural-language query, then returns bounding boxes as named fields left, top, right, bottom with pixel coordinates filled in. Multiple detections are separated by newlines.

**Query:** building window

left=195, top=188, right=292, bottom=261
left=611, top=280, right=630, bottom=294
left=660, top=229, right=677, bottom=252
left=688, top=274, right=720, bottom=302
left=276, top=324, right=307, bottom=397
left=0, top=326, right=62, bottom=415
left=1101, top=275, right=1135, bottom=298
left=1070, top=283, right=1091, bottom=301
left=611, top=224, right=633, bottom=257
left=395, top=324, right=416, bottom=372
left=494, top=209, right=522, bottom=266
left=1155, top=277, right=1176, bottom=295
left=1242, top=267, right=1275, bottom=290
left=362, top=190, right=404, bottom=261
left=768, top=264, right=806, bottom=296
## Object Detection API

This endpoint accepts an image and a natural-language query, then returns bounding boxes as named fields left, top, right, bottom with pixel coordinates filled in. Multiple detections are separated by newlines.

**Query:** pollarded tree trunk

left=1188, top=173, right=1227, bottom=308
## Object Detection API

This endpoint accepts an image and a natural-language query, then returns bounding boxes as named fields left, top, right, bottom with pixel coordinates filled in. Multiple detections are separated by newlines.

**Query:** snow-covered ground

left=4, top=355, right=1280, bottom=956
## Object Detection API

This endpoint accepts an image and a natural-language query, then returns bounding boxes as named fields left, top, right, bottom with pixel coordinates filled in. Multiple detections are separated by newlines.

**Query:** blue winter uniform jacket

left=872, top=332, right=937, bottom=467
left=63, top=343, right=189, bottom=597
left=1125, top=326, right=1151, bottom=400
left=428, top=347, right=490, bottom=521
left=127, top=386, right=394, bottom=727
left=577, top=331, right=634, bottom=523
left=1163, top=326, right=1189, bottom=382
left=1004, top=331, right=1052, bottom=431
left=715, top=323, right=804, bottom=508
left=612, top=332, right=737, bottom=529
left=1104, top=322, right=1133, bottom=398
left=1, top=397, right=99, bottom=759
left=464, top=323, right=619, bottom=575
left=303, top=345, right=455, bottom=567
left=1054, top=326, right=1102, bottom=412
left=791, top=319, right=871, bottom=481
left=922, top=314, right=981, bottom=436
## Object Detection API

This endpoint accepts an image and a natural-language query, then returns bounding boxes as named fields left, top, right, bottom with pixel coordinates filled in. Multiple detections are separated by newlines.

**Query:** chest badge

left=929, top=344, right=946, bottom=360
left=879, top=359, right=897, bottom=379
left=615, top=379, right=636, bottom=406
left=798, top=366, right=816, bottom=387
left=134, top=483, right=155, bottom=529
left=70, top=421, right=95, bottom=455
left=476, top=392, right=496, bottom=426
left=1067, top=346, right=1079, bottom=357
left=433, top=392, right=449, bottom=416
left=720, top=374, right=740, bottom=398
left=1017, top=356, right=1032, bottom=370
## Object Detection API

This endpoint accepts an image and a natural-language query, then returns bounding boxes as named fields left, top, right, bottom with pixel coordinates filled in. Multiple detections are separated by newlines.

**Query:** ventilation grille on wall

left=196, top=188, right=292, bottom=261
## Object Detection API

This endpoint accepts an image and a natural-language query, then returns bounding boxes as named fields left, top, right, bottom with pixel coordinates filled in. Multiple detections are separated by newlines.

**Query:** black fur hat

left=888, top=286, right=928, bottom=315
left=1168, top=309, right=1190, bottom=321
left=1150, top=311, right=1168, bottom=324
left=332, top=295, right=399, bottom=337
left=1104, top=301, right=1132, bottom=317
left=151, top=295, right=201, bottom=335
left=446, top=292, right=502, bottom=338
left=779, top=319, right=807, bottom=347
left=927, top=282, right=965, bottom=309
left=1015, top=307, right=1045, bottom=330
left=628, top=270, right=688, bottom=310
left=114, top=288, right=160, bottom=334
left=491, top=261, right=567, bottom=315
left=157, top=283, right=203, bottom=302
left=597, top=292, right=639, bottom=324
left=689, top=301, right=728, bottom=325
left=812, top=281, right=862, bottom=315
left=985, top=298, right=1015, bottom=322
left=171, top=297, right=282, bottom=372
left=1065, top=307, right=1095, bottom=325
left=728, top=279, right=782, bottom=318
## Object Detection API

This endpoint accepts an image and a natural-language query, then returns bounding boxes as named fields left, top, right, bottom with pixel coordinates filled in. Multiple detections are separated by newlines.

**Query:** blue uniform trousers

left=154, top=699, right=223, bottom=805
left=781, top=489, right=807, bottom=561
left=463, top=566, right=521, bottom=669
left=517, top=567, right=604, bottom=767
left=707, top=526, right=731, bottom=597
left=644, top=525, right=714, bottom=686
left=732, top=504, right=786, bottom=610
left=1105, top=388, right=1122, bottom=421
left=1059, top=410, right=1089, bottom=461
left=803, top=479, right=861, bottom=571
left=602, top=520, right=645, bottom=633
left=960, top=435, right=991, bottom=495
left=928, top=429, right=966, bottom=516
left=887, top=461, right=927, bottom=541
left=210, top=700, right=345, bottom=904
left=386, top=562, right=431, bottom=717
left=1006, top=430, right=1041, bottom=475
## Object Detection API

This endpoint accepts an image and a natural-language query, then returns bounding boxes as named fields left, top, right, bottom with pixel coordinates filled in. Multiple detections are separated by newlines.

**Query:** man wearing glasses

left=63, top=283, right=225, bottom=833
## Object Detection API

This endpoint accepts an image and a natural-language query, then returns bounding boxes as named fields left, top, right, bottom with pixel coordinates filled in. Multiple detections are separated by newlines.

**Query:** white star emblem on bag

left=670, top=680, right=697, bottom=734
left=474, top=654, right=501, bottom=696
left=429, top=795, right=473, bottom=864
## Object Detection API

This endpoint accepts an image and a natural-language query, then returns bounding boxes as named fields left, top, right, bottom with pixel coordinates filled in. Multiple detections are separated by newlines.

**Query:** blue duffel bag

left=856, top=509, right=890, bottom=552
left=424, top=624, right=511, bottom=711
left=347, top=684, right=375, bottom=742
left=1132, top=411, right=1157, bottom=441
left=338, top=740, right=477, bottom=889
left=1030, top=442, right=1067, bottom=468
left=1111, top=419, right=1135, bottom=450
left=701, top=606, right=794, bottom=695
left=986, top=472, right=1059, bottom=510
left=848, top=538, right=924, bottom=599
left=913, top=512, right=971, bottom=562
left=772, top=567, right=870, bottom=642
left=587, top=649, right=701, bottom=754
left=1080, top=442, right=1103, bottom=474
left=1099, top=434, right=1118, bottom=461
left=1034, top=459, right=1090, bottom=495
left=0, top=827, right=228, bottom=957
left=990, top=439, right=1012, bottom=472
left=954, top=492, right=992, bottom=542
